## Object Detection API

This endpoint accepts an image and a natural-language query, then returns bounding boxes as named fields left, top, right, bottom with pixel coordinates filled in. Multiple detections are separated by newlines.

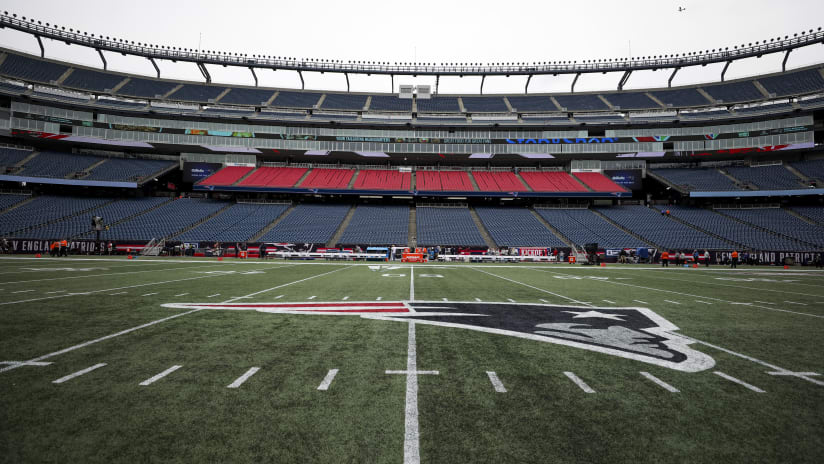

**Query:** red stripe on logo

left=194, top=302, right=404, bottom=308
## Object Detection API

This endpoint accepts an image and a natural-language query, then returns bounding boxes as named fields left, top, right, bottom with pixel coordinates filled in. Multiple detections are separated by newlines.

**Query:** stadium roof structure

left=1, top=11, right=822, bottom=93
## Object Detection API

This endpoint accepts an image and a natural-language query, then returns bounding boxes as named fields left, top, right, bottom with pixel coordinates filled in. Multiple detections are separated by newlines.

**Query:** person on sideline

left=730, top=250, right=739, bottom=268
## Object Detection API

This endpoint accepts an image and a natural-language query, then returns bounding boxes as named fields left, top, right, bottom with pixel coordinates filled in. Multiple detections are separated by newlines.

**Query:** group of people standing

left=660, top=249, right=711, bottom=267
left=49, top=239, right=69, bottom=257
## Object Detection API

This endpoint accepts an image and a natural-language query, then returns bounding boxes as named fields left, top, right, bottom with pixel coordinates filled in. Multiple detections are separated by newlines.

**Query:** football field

left=0, top=256, right=822, bottom=463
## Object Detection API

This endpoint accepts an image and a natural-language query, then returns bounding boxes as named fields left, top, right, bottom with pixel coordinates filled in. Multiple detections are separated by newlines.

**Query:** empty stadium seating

left=369, top=95, right=412, bottom=111
left=219, top=87, right=276, bottom=106
left=416, top=97, right=460, bottom=113
left=475, top=207, right=566, bottom=247
left=651, top=168, right=742, bottom=191
left=572, top=172, right=626, bottom=192
left=100, top=198, right=229, bottom=241
left=791, top=206, right=824, bottom=224
left=725, top=165, right=804, bottom=190
left=0, top=147, right=33, bottom=167
left=789, top=159, right=824, bottom=181
left=18, top=151, right=101, bottom=178
left=758, top=68, right=824, bottom=97
left=702, top=81, right=763, bottom=103
left=352, top=170, right=411, bottom=190
left=537, top=208, right=647, bottom=249
left=649, top=88, right=710, bottom=107
left=461, top=97, right=508, bottom=112
left=63, top=68, right=124, bottom=92
left=85, top=158, right=175, bottom=182
left=554, top=94, right=609, bottom=111
left=603, top=92, right=660, bottom=110
left=519, top=171, right=588, bottom=192
left=167, top=84, right=226, bottom=103
left=199, top=166, right=255, bottom=186
left=506, top=96, right=556, bottom=112
left=0, top=196, right=110, bottom=236
left=322, top=93, right=368, bottom=110
left=416, top=171, right=474, bottom=191
left=661, top=206, right=808, bottom=251
left=176, top=203, right=289, bottom=242
left=471, top=171, right=528, bottom=192
left=298, top=169, right=355, bottom=189
left=30, top=197, right=170, bottom=240
left=272, top=91, right=322, bottom=108
left=416, top=207, right=486, bottom=246
left=719, top=208, right=824, bottom=248
left=258, top=203, right=350, bottom=244
left=0, top=53, right=68, bottom=83
left=117, top=77, right=179, bottom=98
left=238, top=167, right=308, bottom=188
left=0, top=194, right=29, bottom=212
left=339, top=205, right=409, bottom=245
left=597, top=206, right=730, bottom=250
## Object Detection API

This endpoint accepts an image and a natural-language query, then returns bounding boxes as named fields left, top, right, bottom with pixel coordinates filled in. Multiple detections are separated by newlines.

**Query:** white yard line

left=317, top=369, right=339, bottom=391
left=141, top=292, right=158, bottom=297
left=227, top=367, right=260, bottom=389
left=633, top=299, right=648, bottom=305
left=713, top=371, right=765, bottom=392
left=52, top=363, right=107, bottom=384
left=473, top=268, right=593, bottom=307
left=640, top=371, right=680, bottom=392
left=403, top=322, right=421, bottom=464
left=11, top=289, right=34, bottom=294
left=1, top=267, right=347, bottom=375
left=663, top=299, right=681, bottom=305
left=409, top=266, right=415, bottom=301
left=139, top=365, right=182, bottom=386
left=602, top=299, right=616, bottom=304
left=529, top=268, right=824, bottom=319
left=221, top=266, right=347, bottom=303
left=109, top=292, right=128, bottom=296
left=564, top=371, right=595, bottom=393
left=694, top=300, right=713, bottom=305
left=174, top=293, right=189, bottom=297
left=486, top=371, right=507, bottom=393
left=207, top=294, right=220, bottom=298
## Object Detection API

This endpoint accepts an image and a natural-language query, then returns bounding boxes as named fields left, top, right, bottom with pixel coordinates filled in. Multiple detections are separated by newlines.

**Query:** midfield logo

left=162, top=301, right=715, bottom=373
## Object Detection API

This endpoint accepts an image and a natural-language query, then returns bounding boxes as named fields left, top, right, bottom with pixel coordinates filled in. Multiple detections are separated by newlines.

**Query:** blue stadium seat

left=0, top=147, right=33, bottom=167
left=475, top=207, right=565, bottom=247
left=720, top=208, right=824, bottom=248
left=506, top=96, right=556, bottom=112
left=219, top=87, right=277, bottom=106
left=369, top=95, right=412, bottom=111
left=176, top=203, right=289, bottom=242
left=85, top=158, right=176, bottom=182
left=0, top=53, right=68, bottom=84
left=603, top=92, right=660, bottom=110
left=725, top=165, right=805, bottom=190
left=258, top=204, right=351, bottom=244
left=651, top=168, right=742, bottom=191
left=167, top=84, right=227, bottom=103
left=0, top=195, right=110, bottom=236
left=31, top=197, right=170, bottom=240
left=596, top=206, right=731, bottom=250
left=416, top=97, right=461, bottom=112
left=62, top=68, right=125, bottom=92
left=18, top=151, right=102, bottom=179
left=272, top=91, right=322, bottom=108
left=100, top=198, right=229, bottom=240
left=461, top=97, right=508, bottom=112
left=758, top=68, right=824, bottom=97
left=339, top=205, right=409, bottom=245
left=117, top=77, right=179, bottom=98
left=649, top=88, right=711, bottom=107
left=702, top=81, right=763, bottom=103
left=554, top=94, right=608, bottom=111
left=416, top=207, right=486, bottom=247
left=537, top=209, right=647, bottom=249
left=322, top=93, right=368, bottom=110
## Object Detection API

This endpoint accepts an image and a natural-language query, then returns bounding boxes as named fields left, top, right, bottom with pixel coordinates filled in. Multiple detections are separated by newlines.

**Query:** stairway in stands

left=468, top=206, right=498, bottom=249
left=326, top=204, right=357, bottom=247
left=249, top=204, right=296, bottom=242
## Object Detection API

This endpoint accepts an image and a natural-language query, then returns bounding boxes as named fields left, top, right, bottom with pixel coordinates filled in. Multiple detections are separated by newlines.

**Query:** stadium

left=0, top=2, right=822, bottom=462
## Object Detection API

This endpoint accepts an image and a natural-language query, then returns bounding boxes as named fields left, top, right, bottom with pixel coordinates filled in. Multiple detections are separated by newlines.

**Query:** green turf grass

left=0, top=256, right=822, bottom=463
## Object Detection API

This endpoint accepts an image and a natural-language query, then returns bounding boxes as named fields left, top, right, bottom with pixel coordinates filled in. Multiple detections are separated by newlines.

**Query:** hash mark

left=713, top=371, right=765, bottom=393
left=317, top=369, right=339, bottom=391
left=564, top=371, right=595, bottom=393
left=640, top=371, right=680, bottom=392
left=307, top=295, right=316, bottom=300
left=53, top=363, right=107, bottom=384
left=486, top=371, right=507, bottom=393
left=227, top=367, right=260, bottom=389
left=664, top=300, right=681, bottom=305
left=139, top=365, right=182, bottom=386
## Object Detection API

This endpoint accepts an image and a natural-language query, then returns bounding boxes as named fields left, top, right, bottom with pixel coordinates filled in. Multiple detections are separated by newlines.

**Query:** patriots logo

left=162, top=301, right=715, bottom=373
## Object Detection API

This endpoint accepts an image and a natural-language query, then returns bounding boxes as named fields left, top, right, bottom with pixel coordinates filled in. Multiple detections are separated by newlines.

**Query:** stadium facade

left=0, top=13, right=823, bottom=263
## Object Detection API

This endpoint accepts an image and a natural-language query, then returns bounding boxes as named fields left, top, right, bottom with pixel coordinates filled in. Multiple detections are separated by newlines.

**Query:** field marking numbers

left=52, top=363, right=107, bottom=384
left=640, top=371, right=680, bottom=392
left=227, top=367, right=260, bottom=388
left=139, top=365, right=182, bottom=386
left=486, top=371, right=507, bottom=393
left=564, top=371, right=595, bottom=393
left=664, top=300, right=681, bottom=305
left=317, top=369, right=339, bottom=391
left=713, top=371, right=765, bottom=393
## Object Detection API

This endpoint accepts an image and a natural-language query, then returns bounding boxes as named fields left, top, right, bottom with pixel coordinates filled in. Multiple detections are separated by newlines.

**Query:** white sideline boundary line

left=564, top=371, right=595, bottom=393
left=714, top=371, right=765, bottom=392
left=640, top=371, right=680, bottom=392
left=0, top=266, right=348, bottom=375
left=52, top=363, right=106, bottom=384
left=486, top=371, right=507, bottom=393
left=139, top=365, right=182, bottom=386
left=317, top=369, right=339, bottom=391
left=403, top=322, right=421, bottom=464
left=227, top=367, right=260, bottom=388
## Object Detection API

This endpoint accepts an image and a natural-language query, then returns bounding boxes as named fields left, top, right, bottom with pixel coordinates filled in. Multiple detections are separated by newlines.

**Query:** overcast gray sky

left=1, top=0, right=823, bottom=95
